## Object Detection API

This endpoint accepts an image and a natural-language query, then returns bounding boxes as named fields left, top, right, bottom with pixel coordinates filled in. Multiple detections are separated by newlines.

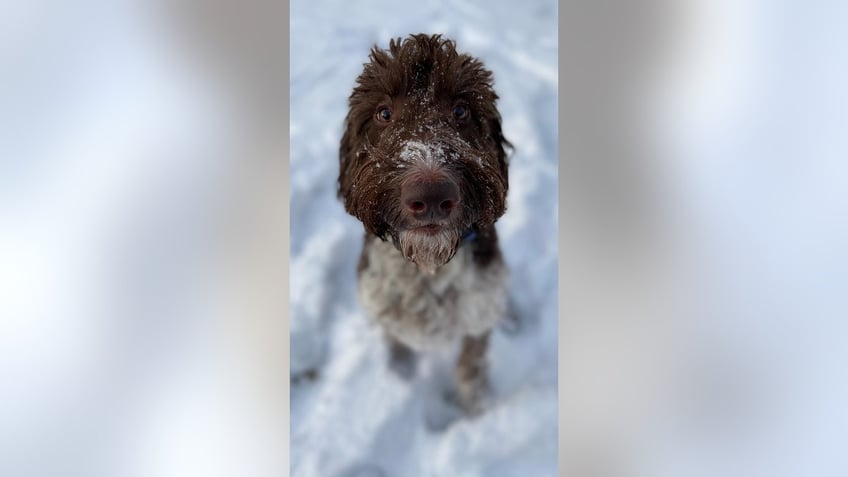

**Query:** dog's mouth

left=409, top=223, right=444, bottom=235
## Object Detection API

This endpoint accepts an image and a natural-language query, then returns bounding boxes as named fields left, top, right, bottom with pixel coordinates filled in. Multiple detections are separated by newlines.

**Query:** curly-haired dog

left=338, top=34, right=510, bottom=414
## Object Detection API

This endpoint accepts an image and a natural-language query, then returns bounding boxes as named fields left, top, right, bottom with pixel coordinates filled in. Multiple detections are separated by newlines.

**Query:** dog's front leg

left=455, top=331, right=491, bottom=415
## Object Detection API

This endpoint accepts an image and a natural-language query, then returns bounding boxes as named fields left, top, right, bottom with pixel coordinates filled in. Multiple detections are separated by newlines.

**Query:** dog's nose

left=401, top=178, right=460, bottom=220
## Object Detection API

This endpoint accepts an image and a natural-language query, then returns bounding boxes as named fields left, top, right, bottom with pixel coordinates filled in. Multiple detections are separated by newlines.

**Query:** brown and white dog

left=338, top=34, right=510, bottom=414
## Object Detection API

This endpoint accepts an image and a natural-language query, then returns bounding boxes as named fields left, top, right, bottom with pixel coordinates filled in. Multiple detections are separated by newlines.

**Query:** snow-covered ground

left=289, top=1, right=558, bottom=476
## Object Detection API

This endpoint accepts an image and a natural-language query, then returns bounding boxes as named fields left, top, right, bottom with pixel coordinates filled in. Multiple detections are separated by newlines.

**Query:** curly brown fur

left=339, top=34, right=510, bottom=414
left=339, top=34, right=509, bottom=257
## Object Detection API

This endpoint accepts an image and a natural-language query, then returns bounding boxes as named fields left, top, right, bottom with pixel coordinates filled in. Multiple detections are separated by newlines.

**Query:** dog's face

left=339, top=34, right=509, bottom=273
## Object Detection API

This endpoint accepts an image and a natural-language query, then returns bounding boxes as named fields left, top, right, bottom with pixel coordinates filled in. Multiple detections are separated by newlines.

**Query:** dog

left=338, top=34, right=510, bottom=414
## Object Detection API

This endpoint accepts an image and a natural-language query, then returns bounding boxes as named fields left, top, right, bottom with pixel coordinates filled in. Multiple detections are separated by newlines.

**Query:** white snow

left=290, top=1, right=558, bottom=476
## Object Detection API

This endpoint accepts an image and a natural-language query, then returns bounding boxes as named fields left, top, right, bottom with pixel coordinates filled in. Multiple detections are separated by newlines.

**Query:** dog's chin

left=398, top=226, right=462, bottom=275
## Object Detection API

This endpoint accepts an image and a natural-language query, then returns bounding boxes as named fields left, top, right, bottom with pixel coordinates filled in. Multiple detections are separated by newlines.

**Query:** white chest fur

left=358, top=238, right=508, bottom=351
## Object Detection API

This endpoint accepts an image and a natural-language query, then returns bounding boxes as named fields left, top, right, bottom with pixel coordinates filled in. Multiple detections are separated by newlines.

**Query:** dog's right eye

left=376, top=107, right=392, bottom=122
left=452, top=104, right=470, bottom=121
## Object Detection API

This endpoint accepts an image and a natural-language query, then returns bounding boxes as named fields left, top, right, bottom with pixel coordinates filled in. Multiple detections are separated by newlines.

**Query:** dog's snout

left=401, top=178, right=459, bottom=221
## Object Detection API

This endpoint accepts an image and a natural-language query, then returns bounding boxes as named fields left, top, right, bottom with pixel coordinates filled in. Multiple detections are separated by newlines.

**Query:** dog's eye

left=453, top=104, right=470, bottom=121
left=376, top=107, right=392, bottom=122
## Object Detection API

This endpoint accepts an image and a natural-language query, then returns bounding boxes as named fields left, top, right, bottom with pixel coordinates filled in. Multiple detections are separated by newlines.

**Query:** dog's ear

left=338, top=117, right=389, bottom=239
left=338, top=116, right=357, bottom=201
left=489, top=112, right=511, bottom=192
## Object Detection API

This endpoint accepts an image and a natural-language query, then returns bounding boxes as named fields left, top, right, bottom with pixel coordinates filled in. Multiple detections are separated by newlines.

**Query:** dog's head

left=339, top=34, right=509, bottom=273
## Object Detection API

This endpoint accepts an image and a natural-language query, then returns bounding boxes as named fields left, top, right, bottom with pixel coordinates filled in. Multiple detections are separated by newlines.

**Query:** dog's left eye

left=453, top=104, right=470, bottom=121
left=376, top=107, right=392, bottom=122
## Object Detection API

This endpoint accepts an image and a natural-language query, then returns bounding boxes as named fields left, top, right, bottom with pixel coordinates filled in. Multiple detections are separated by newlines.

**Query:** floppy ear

left=489, top=113, right=511, bottom=191
left=338, top=115, right=357, bottom=201
left=338, top=115, right=389, bottom=239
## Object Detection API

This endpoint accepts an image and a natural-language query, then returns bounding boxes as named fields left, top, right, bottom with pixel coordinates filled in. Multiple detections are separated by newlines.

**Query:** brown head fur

left=339, top=34, right=510, bottom=271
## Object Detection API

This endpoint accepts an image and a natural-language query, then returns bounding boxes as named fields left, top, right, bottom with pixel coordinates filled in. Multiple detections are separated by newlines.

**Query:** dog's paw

left=446, top=381, right=493, bottom=419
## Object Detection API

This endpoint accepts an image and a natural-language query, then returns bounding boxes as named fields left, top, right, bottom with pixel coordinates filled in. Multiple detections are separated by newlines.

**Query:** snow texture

left=289, top=1, right=558, bottom=476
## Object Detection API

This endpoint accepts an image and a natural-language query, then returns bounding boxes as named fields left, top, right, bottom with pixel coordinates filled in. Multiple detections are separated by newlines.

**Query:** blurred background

left=560, top=1, right=848, bottom=476
left=0, top=1, right=288, bottom=476
left=1, top=0, right=846, bottom=476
